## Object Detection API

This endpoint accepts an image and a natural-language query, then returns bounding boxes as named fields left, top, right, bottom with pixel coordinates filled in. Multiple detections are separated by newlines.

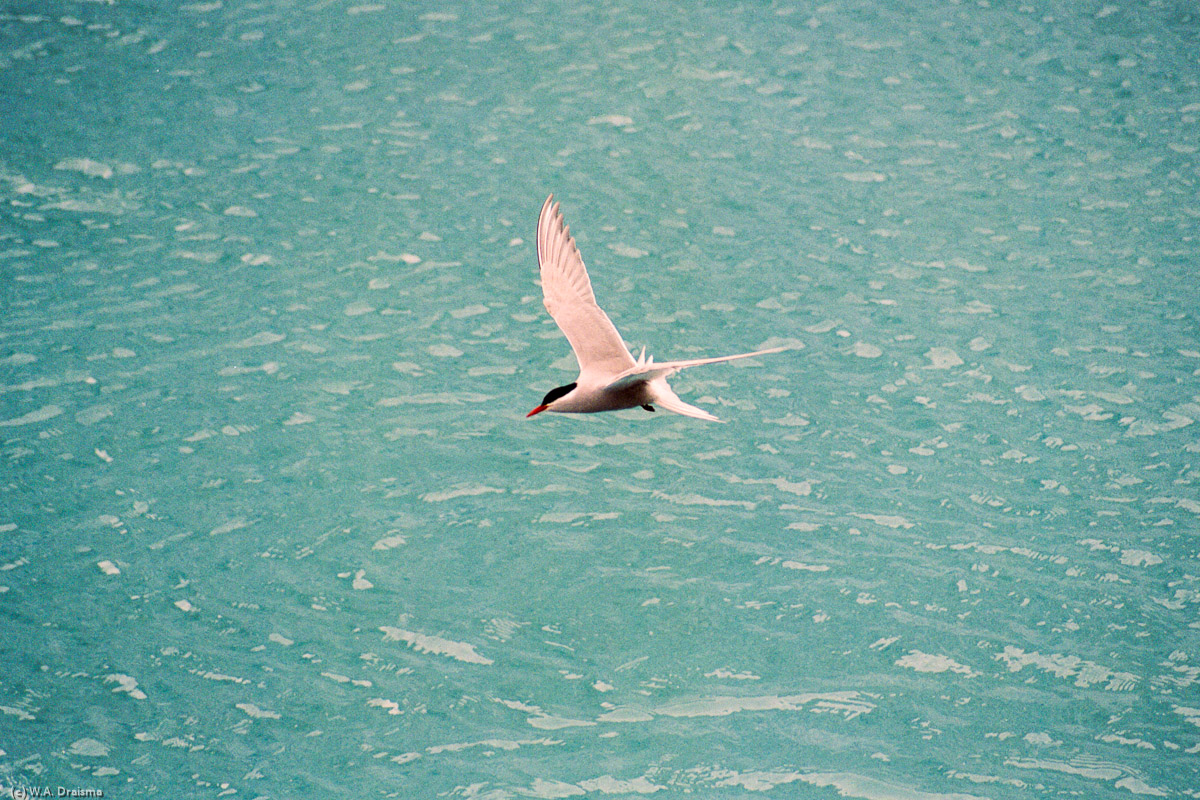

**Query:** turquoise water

left=2, top=0, right=1199, bottom=797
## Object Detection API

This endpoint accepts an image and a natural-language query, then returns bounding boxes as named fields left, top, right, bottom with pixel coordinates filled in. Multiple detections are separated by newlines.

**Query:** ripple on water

left=0, top=404, right=63, bottom=426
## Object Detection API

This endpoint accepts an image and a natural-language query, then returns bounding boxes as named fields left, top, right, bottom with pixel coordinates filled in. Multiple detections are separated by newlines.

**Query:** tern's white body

left=527, top=194, right=784, bottom=422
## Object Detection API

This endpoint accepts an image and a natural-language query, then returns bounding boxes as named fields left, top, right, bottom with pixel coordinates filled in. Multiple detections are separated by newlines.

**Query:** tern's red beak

left=526, top=404, right=548, bottom=418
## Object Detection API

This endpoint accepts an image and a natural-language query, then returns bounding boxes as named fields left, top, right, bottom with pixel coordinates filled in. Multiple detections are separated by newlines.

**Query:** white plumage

left=527, top=194, right=785, bottom=422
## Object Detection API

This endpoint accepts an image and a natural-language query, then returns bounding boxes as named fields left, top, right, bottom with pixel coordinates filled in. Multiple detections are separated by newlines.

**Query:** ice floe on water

left=652, top=691, right=874, bottom=721
left=236, top=703, right=281, bottom=720
left=924, top=347, right=963, bottom=370
left=995, top=647, right=1139, bottom=691
left=67, top=737, right=110, bottom=757
left=895, top=651, right=979, bottom=678
left=104, top=674, right=147, bottom=700
left=717, top=771, right=987, bottom=799
left=380, top=626, right=494, bottom=665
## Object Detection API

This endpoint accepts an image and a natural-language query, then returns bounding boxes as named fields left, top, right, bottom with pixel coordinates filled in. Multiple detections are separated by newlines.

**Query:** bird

left=526, top=194, right=785, bottom=422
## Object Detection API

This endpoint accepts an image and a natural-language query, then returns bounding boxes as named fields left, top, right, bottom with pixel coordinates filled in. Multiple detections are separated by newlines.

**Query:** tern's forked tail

left=604, top=345, right=787, bottom=393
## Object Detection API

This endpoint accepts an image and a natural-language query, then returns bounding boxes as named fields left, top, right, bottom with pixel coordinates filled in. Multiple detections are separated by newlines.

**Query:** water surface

left=2, top=1, right=1198, bottom=797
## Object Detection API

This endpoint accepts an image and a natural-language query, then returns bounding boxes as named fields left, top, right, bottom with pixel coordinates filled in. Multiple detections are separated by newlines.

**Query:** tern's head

left=526, top=382, right=577, bottom=417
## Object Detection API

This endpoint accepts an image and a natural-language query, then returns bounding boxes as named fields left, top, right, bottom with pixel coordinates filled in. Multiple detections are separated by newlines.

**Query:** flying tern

left=526, top=194, right=785, bottom=422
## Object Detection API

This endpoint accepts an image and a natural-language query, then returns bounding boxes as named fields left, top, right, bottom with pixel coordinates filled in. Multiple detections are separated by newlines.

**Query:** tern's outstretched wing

left=537, top=194, right=636, bottom=377
left=651, top=384, right=724, bottom=423
left=604, top=346, right=787, bottom=393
